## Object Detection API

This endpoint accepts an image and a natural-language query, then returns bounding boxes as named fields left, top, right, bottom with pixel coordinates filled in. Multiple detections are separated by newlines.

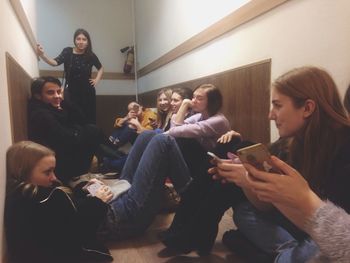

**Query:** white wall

left=0, top=0, right=40, bottom=258
left=20, top=0, right=37, bottom=35
left=135, top=0, right=350, bottom=141
left=36, top=0, right=136, bottom=95
left=135, top=0, right=249, bottom=67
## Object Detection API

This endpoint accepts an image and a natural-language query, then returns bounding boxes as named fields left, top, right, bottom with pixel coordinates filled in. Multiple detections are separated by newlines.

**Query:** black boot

left=161, top=181, right=236, bottom=256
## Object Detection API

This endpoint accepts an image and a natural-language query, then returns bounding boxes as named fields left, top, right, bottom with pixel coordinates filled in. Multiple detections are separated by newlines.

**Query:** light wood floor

left=106, top=210, right=247, bottom=262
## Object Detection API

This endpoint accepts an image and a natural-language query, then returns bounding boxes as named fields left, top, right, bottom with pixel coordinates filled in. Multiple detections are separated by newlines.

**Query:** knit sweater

left=305, top=201, right=350, bottom=262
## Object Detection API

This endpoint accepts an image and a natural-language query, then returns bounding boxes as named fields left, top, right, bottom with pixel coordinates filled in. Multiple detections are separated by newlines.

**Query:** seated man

left=110, top=101, right=157, bottom=151
left=28, top=76, right=108, bottom=184
left=114, top=101, right=157, bottom=133
left=104, top=102, right=157, bottom=172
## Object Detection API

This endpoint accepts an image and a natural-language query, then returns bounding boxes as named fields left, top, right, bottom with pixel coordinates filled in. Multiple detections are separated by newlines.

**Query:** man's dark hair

left=31, top=76, right=61, bottom=97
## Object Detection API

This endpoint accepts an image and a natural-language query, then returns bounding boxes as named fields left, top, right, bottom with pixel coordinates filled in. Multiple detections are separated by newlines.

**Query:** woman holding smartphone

left=5, top=141, right=113, bottom=263
left=5, top=130, right=193, bottom=261
left=240, top=156, right=350, bottom=262
left=214, top=66, right=350, bottom=262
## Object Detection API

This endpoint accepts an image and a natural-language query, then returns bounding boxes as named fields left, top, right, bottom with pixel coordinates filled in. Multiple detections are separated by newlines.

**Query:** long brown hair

left=273, top=66, right=350, bottom=196
left=6, top=141, right=67, bottom=197
left=194, top=84, right=223, bottom=117
left=343, top=84, right=350, bottom=114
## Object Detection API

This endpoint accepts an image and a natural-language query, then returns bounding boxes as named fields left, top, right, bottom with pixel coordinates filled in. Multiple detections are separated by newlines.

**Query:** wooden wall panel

left=139, top=60, right=271, bottom=144
left=40, top=70, right=135, bottom=80
left=6, top=52, right=32, bottom=142
left=96, top=95, right=136, bottom=136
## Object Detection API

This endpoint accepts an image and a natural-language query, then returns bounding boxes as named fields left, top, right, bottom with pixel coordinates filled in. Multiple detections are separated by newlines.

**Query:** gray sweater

left=305, top=201, right=350, bottom=262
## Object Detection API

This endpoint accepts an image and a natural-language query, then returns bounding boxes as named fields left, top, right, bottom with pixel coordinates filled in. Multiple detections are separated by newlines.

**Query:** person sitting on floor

left=5, top=131, right=191, bottom=263
left=210, top=66, right=350, bottom=262
left=153, top=88, right=173, bottom=131
left=113, top=101, right=157, bottom=133
left=4, top=141, right=113, bottom=263
left=169, top=87, right=194, bottom=127
left=103, top=102, right=157, bottom=172
left=164, top=83, right=231, bottom=181
left=27, top=76, right=119, bottom=184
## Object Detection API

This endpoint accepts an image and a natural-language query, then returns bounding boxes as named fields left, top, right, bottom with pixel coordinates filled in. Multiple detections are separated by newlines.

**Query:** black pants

left=166, top=138, right=247, bottom=251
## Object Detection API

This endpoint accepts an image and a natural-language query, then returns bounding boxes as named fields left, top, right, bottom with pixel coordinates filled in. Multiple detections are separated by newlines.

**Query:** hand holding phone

left=236, top=143, right=281, bottom=173
left=207, top=152, right=223, bottom=164
left=86, top=181, right=103, bottom=196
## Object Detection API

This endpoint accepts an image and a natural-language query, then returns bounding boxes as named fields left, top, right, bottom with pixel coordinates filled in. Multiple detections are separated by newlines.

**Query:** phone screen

left=86, top=182, right=103, bottom=196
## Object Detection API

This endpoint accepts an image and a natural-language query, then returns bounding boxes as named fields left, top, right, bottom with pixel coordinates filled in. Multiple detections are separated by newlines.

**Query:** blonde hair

left=6, top=141, right=68, bottom=197
left=156, top=88, right=172, bottom=130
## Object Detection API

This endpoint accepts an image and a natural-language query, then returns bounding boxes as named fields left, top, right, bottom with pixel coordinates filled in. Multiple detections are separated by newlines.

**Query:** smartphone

left=236, top=143, right=280, bottom=173
left=86, top=181, right=103, bottom=196
left=207, top=151, right=223, bottom=164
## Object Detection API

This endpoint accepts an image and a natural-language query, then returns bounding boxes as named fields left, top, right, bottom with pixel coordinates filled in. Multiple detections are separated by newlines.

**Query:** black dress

left=55, top=47, right=102, bottom=124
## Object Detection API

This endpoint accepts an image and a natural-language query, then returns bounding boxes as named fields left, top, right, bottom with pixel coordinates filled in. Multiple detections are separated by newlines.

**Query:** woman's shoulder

left=60, top=47, right=73, bottom=55
left=213, top=112, right=229, bottom=119
left=64, top=46, right=73, bottom=52
left=207, top=113, right=230, bottom=125
left=36, top=187, right=75, bottom=208
left=184, top=113, right=201, bottom=123
left=5, top=187, right=66, bottom=216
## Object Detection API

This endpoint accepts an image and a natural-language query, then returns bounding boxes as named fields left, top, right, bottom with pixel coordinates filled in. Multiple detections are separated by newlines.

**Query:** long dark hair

left=194, top=84, right=222, bottom=117
left=73, top=28, right=93, bottom=56
left=172, top=87, right=193, bottom=100
left=273, top=66, right=350, bottom=196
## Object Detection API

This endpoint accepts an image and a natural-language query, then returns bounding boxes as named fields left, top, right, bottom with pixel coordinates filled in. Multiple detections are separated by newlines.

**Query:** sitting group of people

left=5, top=66, right=350, bottom=262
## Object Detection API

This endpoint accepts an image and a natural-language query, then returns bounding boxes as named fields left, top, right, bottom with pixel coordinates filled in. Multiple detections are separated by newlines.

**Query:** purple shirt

left=168, top=113, right=230, bottom=151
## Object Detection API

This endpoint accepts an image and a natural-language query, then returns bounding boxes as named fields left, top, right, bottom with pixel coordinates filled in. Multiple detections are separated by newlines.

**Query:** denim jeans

left=100, top=131, right=192, bottom=240
left=234, top=201, right=319, bottom=263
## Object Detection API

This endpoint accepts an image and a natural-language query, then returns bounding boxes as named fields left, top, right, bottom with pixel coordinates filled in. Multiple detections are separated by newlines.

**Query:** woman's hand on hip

left=89, top=78, right=98, bottom=87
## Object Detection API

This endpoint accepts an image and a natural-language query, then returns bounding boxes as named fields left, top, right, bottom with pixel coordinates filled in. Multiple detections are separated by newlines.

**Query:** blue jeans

left=234, top=201, right=319, bottom=263
left=100, top=131, right=192, bottom=240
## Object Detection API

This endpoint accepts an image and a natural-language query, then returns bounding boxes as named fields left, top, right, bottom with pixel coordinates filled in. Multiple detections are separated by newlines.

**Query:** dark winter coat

left=5, top=186, right=109, bottom=263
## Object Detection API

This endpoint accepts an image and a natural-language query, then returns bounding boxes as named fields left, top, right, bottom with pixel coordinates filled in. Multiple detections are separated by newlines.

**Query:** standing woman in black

left=37, top=28, right=104, bottom=123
